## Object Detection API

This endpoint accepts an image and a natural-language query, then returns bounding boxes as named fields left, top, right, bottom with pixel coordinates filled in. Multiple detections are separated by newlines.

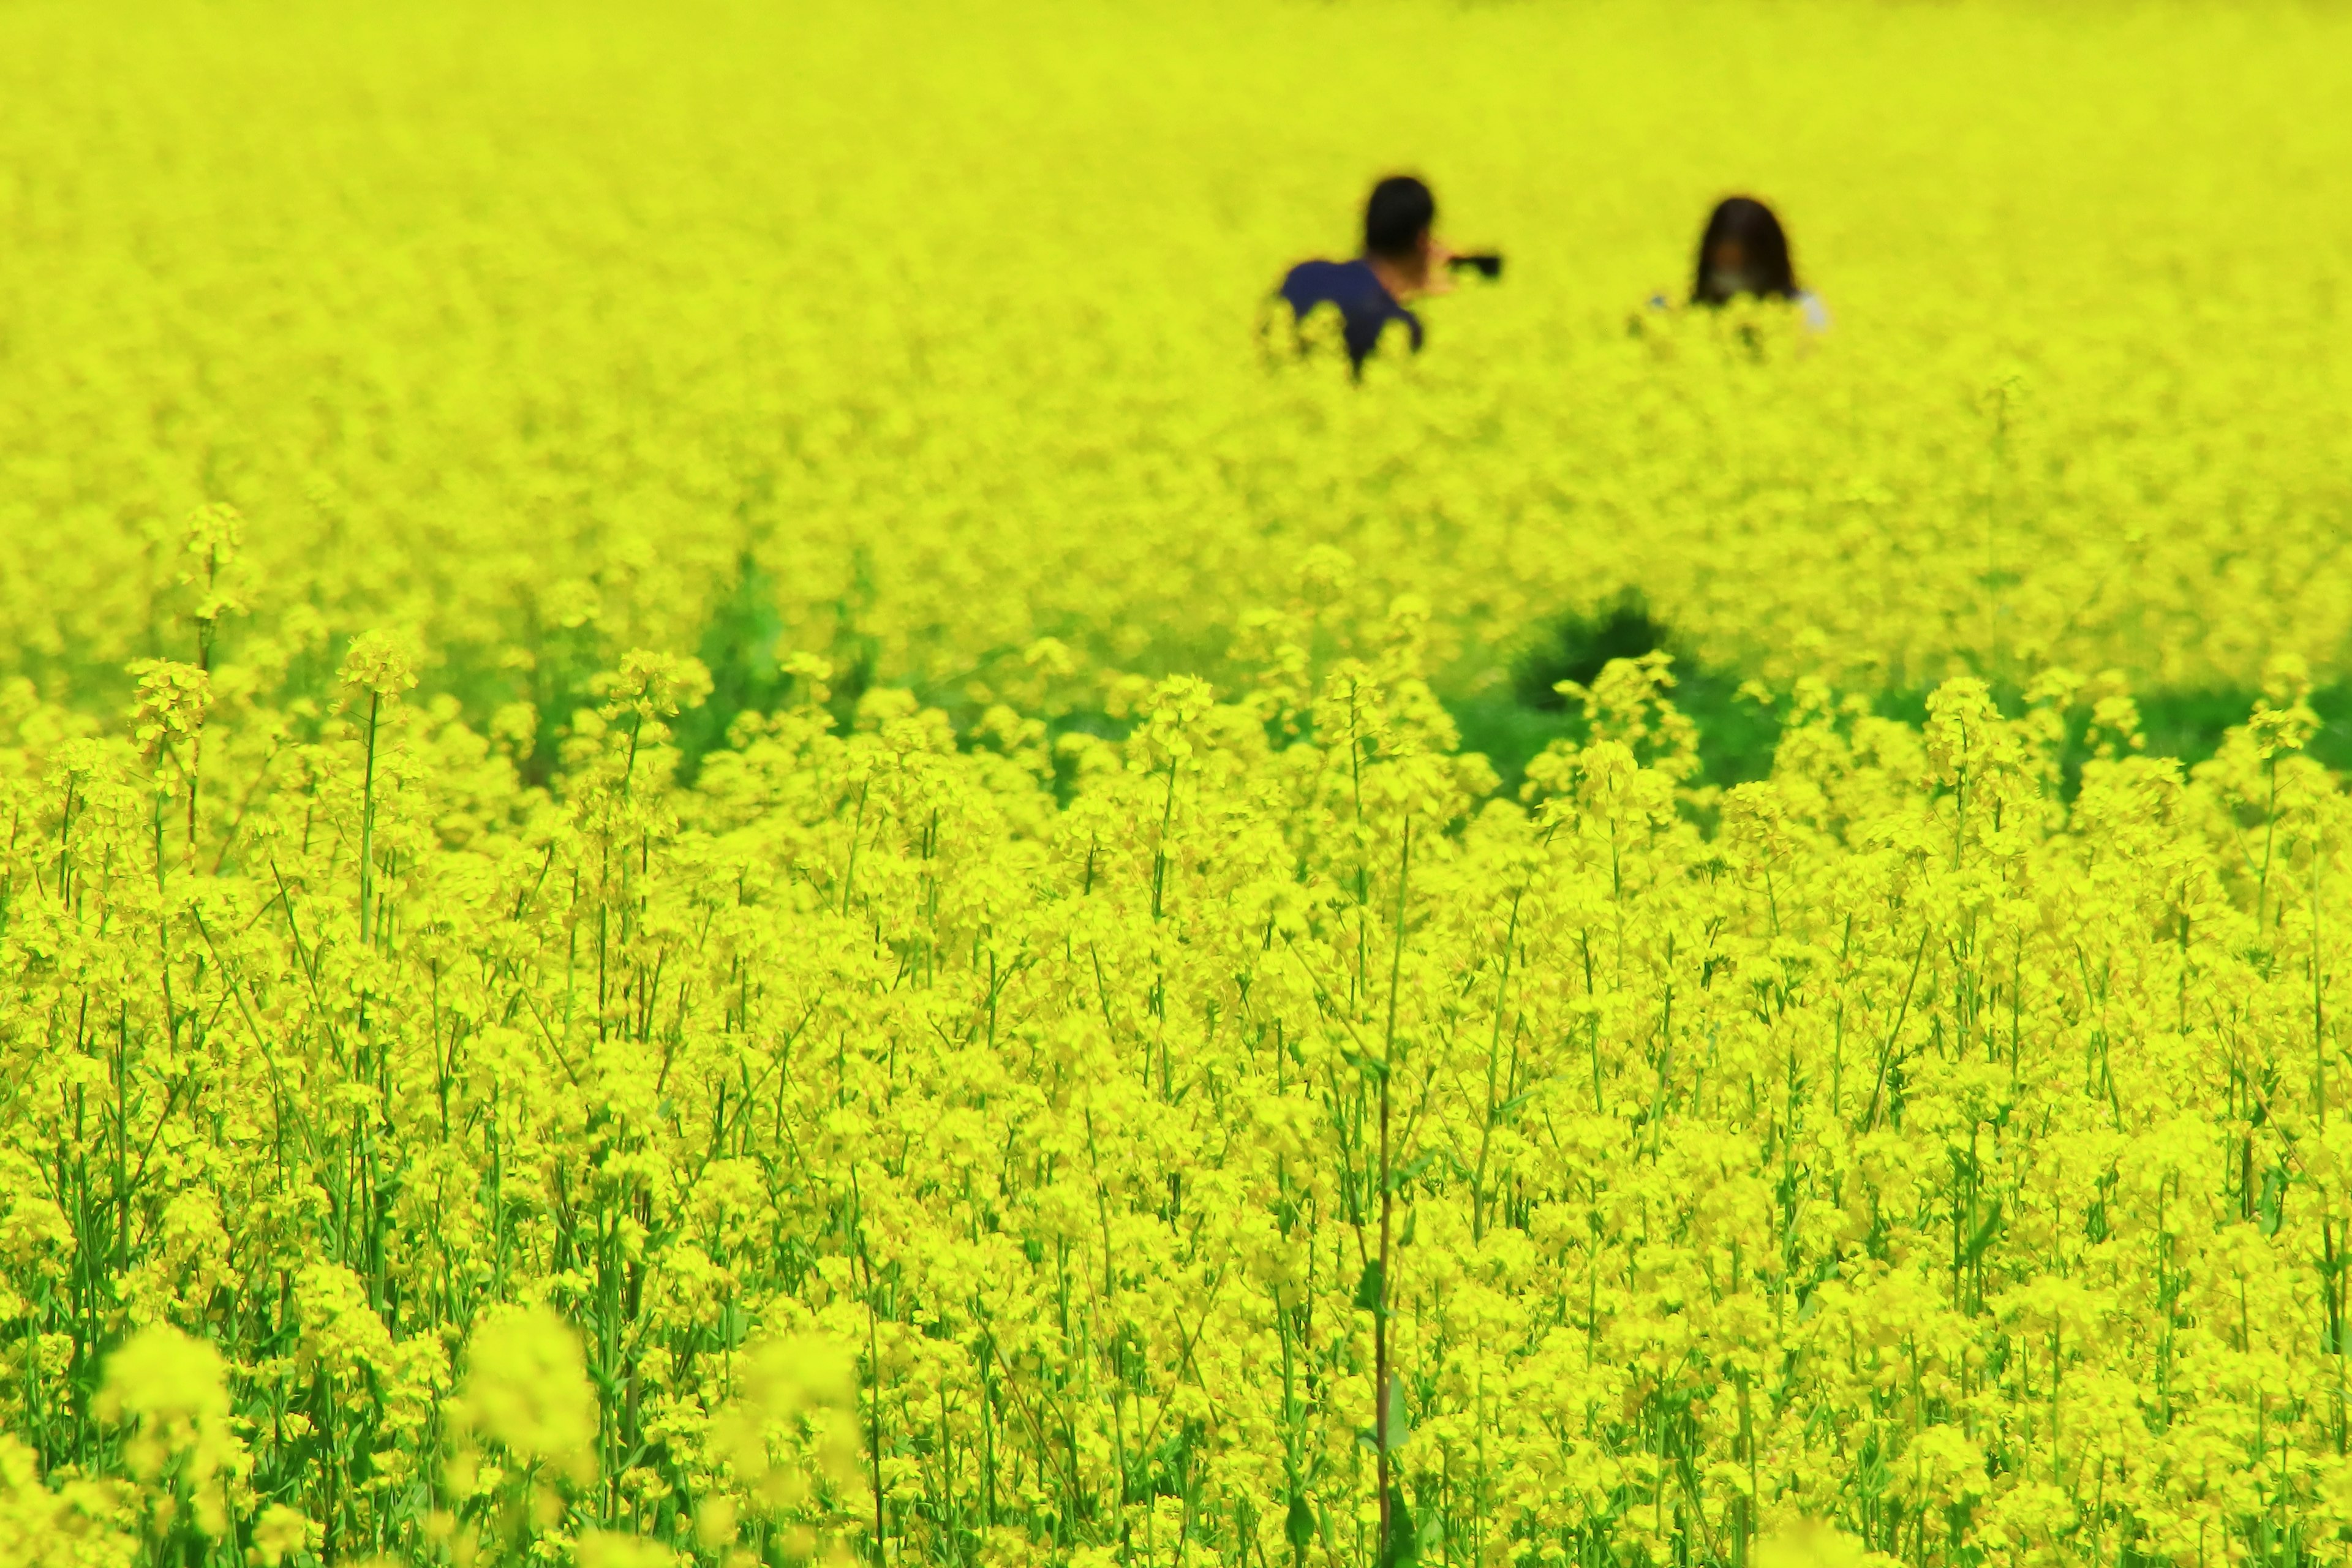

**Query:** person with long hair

left=1689, top=195, right=1828, bottom=330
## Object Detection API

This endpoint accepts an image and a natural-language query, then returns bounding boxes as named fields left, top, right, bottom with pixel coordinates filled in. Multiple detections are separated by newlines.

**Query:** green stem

left=358, top=690, right=380, bottom=946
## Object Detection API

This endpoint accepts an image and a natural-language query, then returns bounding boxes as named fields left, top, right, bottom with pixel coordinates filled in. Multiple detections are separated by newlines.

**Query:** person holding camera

left=1275, top=176, right=1500, bottom=375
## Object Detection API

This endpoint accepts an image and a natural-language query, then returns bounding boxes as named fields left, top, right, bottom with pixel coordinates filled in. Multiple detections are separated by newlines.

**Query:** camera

left=1447, top=252, right=1504, bottom=280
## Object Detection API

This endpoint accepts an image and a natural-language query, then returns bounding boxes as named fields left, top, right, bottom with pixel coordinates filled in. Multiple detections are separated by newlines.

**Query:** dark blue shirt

left=1277, top=258, right=1422, bottom=372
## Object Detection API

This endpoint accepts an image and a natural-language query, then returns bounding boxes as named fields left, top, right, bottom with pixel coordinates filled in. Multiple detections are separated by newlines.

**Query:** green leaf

left=1286, top=1496, right=1316, bottom=1552
left=1378, top=1485, right=1418, bottom=1568
left=1963, top=1200, right=2004, bottom=1264
left=2259, top=1165, right=2289, bottom=1237
left=1393, top=1150, right=1439, bottom=1188
left=1354, top=1257, right=1385, bottom=1313
left=1355, top=1374, right=1413, bottom=1453
left=1381, top=1373, right=1411, bottom=1451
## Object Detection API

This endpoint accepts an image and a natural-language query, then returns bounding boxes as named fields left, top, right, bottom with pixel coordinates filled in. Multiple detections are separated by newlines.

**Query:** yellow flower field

left=3, top=1, right=2352, bottom=1564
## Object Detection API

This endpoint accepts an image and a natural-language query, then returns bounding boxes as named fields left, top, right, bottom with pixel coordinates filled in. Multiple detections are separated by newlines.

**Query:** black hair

left=1363, top=176, right=1436, bottom=262
left=1692, top=195, right=1798, bottom=304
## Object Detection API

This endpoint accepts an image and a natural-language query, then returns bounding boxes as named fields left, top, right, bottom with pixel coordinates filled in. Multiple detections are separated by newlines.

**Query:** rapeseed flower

left=0, top=4, right=2347, bottom=1566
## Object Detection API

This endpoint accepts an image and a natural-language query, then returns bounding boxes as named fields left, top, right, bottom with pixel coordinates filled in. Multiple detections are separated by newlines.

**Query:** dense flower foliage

left=3, top=0, right=2350, bottom=701
left=5, top=2, right=2352, bottom=1567
left=9, top=592, right=2352, bottom=1568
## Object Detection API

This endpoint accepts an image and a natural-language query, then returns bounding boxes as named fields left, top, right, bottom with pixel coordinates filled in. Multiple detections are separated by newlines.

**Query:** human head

left=1364, top=176, right=1437, bottom=279
left=1692, top=196, right=1798, bottom=304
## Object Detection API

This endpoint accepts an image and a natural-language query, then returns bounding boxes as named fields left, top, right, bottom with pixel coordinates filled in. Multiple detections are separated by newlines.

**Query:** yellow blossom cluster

left=2, top=2, right=2352, bottom=1567
left=2, top=596, right=2351, bottom=1565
